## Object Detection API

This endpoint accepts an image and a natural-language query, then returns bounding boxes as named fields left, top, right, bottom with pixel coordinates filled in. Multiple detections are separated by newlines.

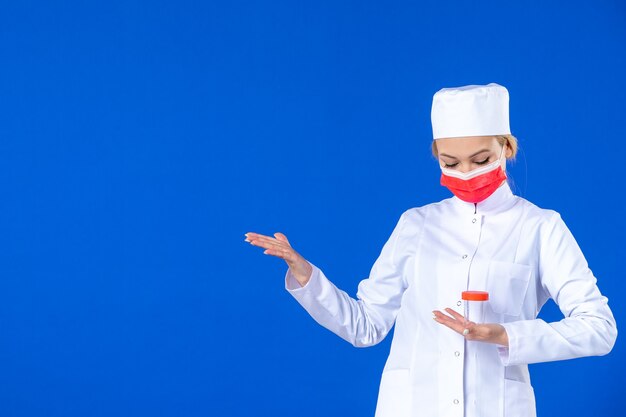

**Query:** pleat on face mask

left=439, top=145, right=508, bottom=203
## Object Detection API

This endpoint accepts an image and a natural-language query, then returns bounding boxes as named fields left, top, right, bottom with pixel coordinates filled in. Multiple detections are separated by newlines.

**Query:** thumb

left=274, top=232, right=290, bottom=244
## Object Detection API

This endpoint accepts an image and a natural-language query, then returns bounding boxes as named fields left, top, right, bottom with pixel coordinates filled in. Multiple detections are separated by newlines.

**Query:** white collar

left=451, top=180, right=516, bottom=214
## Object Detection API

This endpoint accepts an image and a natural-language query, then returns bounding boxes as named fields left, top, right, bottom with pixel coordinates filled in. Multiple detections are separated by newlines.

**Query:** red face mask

left=439, top=150, right=507, bottom=203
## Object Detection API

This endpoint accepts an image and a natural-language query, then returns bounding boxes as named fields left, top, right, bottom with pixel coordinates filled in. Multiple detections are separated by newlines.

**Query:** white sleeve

left=498, top=212, right=618, bottom=365
left=284, top=211, right=411, bottom=347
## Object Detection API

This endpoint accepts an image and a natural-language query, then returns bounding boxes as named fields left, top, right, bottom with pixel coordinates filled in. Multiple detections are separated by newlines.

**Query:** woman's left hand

left=432, top=308, right=509, bottom=347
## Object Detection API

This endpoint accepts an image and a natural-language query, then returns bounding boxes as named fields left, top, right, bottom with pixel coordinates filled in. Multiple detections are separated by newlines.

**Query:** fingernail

left=462, top=329, right=470, bottom=336
left=244, top=238, right=250, bottom=242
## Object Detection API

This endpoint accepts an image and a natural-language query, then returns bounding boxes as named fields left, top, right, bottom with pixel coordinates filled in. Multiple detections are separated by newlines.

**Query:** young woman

left=244, top=83, right=617, bottom=417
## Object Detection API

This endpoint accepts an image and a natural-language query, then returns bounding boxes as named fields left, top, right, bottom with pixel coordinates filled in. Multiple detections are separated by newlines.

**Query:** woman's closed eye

left=442, top=156, right=491, bottom=168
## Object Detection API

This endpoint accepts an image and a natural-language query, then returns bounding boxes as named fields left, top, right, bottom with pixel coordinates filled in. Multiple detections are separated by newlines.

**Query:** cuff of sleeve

left=497, top=322, right=518, bottom=366
left=497, top=346, right=510, bottom=366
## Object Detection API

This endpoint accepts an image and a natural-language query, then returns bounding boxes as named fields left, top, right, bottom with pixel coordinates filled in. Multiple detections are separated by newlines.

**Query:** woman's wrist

left=496, top=324, right=509, bottom=347
left=292, top=261, right=313, bottom=287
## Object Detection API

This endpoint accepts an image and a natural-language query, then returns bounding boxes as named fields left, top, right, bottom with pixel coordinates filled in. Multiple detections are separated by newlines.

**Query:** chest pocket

left=486, top=260, right=532, bottom=317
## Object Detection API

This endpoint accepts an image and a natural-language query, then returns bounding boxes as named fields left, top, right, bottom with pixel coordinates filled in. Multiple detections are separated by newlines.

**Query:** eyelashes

left=443, top=157, right=491, bottom=169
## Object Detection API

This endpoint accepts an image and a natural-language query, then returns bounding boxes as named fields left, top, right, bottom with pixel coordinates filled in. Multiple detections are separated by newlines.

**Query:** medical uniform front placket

left=444, top=208, right=483, bottom=417
left=465, top=206, right=484, bottom=290
left=464, top=207, right=485, bottom=417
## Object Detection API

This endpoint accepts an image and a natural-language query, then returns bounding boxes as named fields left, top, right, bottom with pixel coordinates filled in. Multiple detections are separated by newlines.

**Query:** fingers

left=444, top=307, right=466, bottom=322
left=245, top=232, right=275, bottom=242
left=433, top=309, right=507, bottom=345
left=245, top=233, right=289, bottom=250
left=432, top=309, right=467, bottom=326
left=245, top=232, right=290, bottom=246
left=433, top=309, right=475, bottom=337
left=249, top=236, right=281, bottom=248
left=246, top=232, right=288, bottom=240
left=274, top=232, right=289, bottom=244
left=432, top=310, right=465, bottom=333
left=245, top=232, right=296, bottom=262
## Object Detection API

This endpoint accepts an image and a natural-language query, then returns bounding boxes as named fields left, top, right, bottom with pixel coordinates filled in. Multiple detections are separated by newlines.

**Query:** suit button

left=454, top=351, right=460, bottom=357
left=472, top=218, right=477, bottom=223
left=453, top=399, right=459, bottom=405
left=457, top=301, right=462, bottom=306
left=462, top=254, right=468, bottom=259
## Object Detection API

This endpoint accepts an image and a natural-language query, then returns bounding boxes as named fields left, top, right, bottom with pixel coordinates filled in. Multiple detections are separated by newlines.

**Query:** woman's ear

left=504, top=140, right=513, bottom=159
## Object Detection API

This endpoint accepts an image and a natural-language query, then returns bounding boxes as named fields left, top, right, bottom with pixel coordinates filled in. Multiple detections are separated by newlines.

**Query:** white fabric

left=285, top=182, right=617, bottom=417
left=431, top=83, right=511, bottom=139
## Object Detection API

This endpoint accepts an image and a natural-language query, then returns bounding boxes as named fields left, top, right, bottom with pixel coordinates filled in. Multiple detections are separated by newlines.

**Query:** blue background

left=0, top=1, right=624, bottom=416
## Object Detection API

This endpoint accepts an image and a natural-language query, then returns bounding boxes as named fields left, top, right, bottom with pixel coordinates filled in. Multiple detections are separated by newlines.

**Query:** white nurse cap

left=431, top=83, right=511, bottom=139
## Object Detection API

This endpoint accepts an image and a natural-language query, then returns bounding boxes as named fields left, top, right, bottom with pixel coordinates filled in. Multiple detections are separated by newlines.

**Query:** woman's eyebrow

left=440, top=149, right=491, bottom=160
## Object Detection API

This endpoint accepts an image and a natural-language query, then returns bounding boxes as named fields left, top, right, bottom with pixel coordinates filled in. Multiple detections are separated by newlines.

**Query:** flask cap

left=462, top=291, right=489, bottom=301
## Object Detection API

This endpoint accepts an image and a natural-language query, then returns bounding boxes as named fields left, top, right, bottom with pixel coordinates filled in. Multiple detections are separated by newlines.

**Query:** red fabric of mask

left=440, top=167, right=507, bottom=203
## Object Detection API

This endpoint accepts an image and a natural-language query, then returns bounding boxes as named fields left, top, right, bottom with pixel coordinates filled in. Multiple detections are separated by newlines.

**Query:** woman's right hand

left=245, top=232, right=313, bottom=287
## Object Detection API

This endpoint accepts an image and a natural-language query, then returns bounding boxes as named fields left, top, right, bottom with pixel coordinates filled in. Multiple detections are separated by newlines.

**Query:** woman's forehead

left=436, top=136, right=498, bottom=158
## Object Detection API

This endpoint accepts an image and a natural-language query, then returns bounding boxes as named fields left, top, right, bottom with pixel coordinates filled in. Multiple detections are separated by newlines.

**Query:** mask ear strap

left=498, top=141, right=506, bottom=161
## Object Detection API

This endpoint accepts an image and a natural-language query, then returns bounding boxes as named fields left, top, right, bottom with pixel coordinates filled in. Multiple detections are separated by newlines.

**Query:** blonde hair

left=431, top=134, right=518, bottom=160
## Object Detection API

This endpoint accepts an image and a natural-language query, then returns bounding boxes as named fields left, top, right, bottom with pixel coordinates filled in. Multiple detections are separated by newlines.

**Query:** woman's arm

left=497, top=212, right=617, bottom=365
left=246, top=210, right=415, bottom=347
